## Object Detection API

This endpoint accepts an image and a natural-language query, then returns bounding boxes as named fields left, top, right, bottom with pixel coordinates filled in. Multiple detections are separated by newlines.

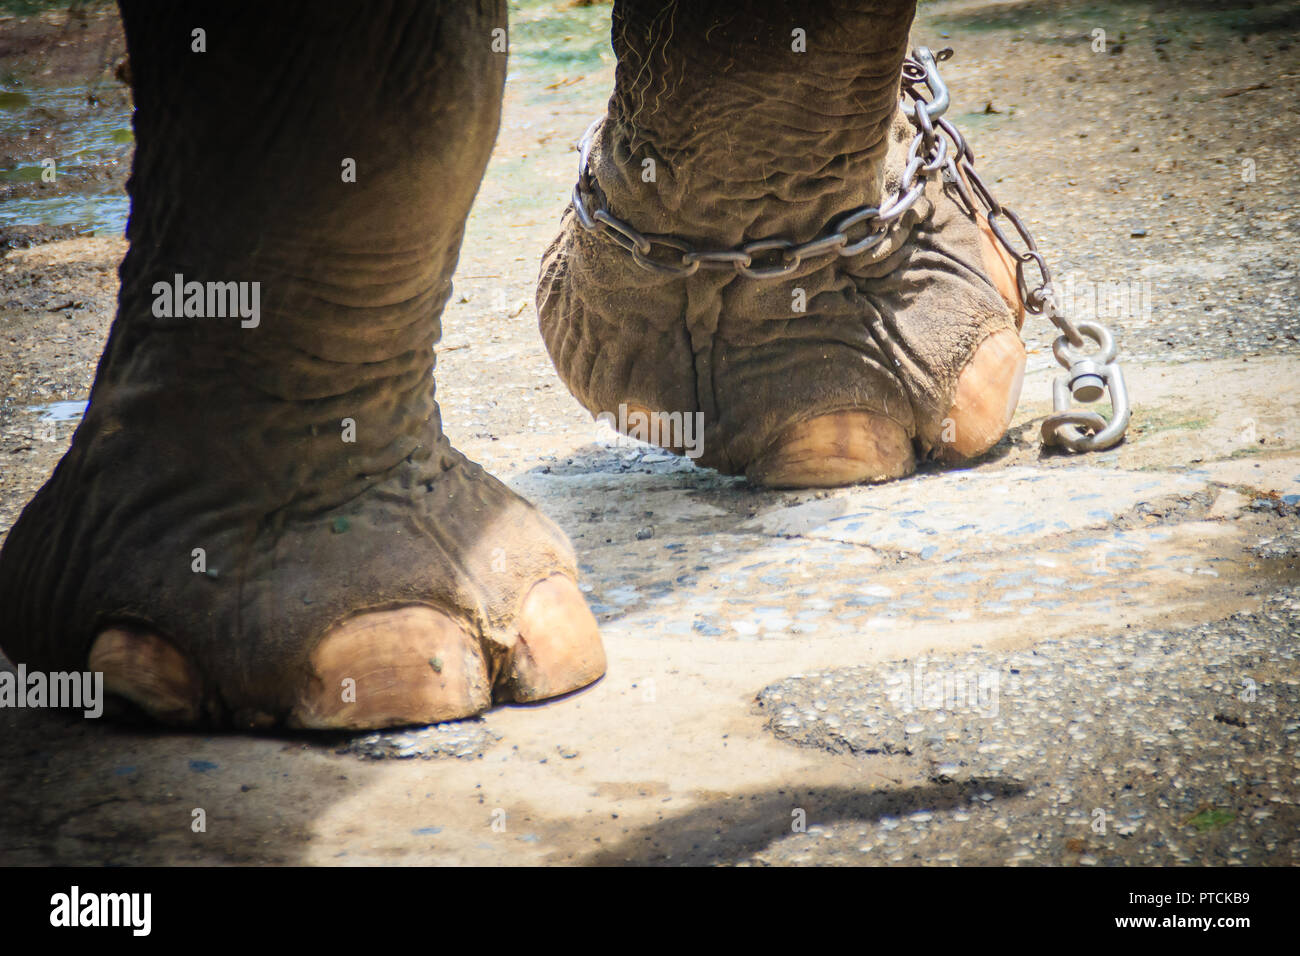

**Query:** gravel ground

left=923, top=0, right=1300, bottom=373
left=752, top=585, right=1300, bottom=866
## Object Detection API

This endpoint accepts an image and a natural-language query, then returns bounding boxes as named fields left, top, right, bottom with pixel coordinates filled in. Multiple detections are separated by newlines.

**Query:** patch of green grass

left=0, top=164, right=44, bottom=182
left=1185, top=808, right=1235, bottom=832
left=1132, top=413, right=1211, bottom=437
left=508, top=0, right=610, bottom=81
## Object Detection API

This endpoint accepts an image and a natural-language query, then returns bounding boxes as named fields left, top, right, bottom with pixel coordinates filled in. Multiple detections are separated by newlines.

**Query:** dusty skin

left=1, top=0, right=1299, bottom=864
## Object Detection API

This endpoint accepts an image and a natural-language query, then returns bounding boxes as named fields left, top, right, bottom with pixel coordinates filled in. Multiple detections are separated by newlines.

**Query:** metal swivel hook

left=1041, top=321, right=1131, bottom=452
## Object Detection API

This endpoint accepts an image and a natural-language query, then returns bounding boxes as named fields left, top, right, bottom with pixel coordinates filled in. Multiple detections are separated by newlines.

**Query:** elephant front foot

left=0, top=422, right=605, bottom=730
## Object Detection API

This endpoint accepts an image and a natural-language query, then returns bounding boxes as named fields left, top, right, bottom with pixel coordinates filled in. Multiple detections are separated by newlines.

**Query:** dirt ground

left=1, top=0, right=1298, bottom=866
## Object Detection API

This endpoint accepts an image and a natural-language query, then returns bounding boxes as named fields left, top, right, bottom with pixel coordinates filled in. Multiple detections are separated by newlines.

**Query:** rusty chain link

left=570, top=45, right=1130, bottom=453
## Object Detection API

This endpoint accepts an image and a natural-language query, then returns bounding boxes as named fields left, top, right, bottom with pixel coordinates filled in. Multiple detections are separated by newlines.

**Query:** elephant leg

left=539, top=0, right=1027, bottom=487
left=0, top=1, right=604, bottom=729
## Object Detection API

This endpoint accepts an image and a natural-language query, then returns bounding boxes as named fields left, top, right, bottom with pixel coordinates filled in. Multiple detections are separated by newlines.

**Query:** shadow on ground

left=578, top=779, right=1027, bottom=865
left=0, top=686, right=358, bottom=865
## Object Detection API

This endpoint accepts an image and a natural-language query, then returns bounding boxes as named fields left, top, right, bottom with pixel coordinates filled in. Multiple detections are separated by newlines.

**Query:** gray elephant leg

left=539, top=0, right=1026, bottom=486
left=0, top=1, right=604, bottom=728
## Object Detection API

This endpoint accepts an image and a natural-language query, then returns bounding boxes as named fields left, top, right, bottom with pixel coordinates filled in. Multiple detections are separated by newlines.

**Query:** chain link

left=569, top=45, right=1129, bottom=453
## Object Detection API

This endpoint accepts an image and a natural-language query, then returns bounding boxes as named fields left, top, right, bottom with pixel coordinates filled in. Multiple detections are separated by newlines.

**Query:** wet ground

left=0, top=0, right=130, bottom=235
left=1, top=0, right=1298, bottom=865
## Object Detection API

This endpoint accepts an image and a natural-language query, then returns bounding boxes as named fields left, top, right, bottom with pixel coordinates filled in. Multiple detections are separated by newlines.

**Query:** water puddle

left=0, top=85, right=132, bottom=235
left=29, top=400, right=88, bottom=422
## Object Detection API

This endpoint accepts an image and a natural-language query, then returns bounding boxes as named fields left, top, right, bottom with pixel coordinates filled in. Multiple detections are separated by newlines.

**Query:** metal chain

left=569, top=45, right=1129, bottom=453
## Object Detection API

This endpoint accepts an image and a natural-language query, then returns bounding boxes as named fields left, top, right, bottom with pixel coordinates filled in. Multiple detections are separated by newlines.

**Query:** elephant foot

left=537, top=15, right=1029, bottom=488
left=0, top=0, right=609, bottom=730
left=539, top=133, right=1027, bottom=487
left=0, top=428, right=605, bottom=729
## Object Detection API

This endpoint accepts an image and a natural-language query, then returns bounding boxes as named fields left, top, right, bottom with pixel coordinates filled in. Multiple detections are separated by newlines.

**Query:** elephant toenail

left=497, top=575, right=605, bottom=703
left=746, top=410, right=916, bottom=489
left=935, top=328, right=1026, bottom=462
left=89, top=628, right=202, bottom=725
left=291, top=607, right=491, bottom=730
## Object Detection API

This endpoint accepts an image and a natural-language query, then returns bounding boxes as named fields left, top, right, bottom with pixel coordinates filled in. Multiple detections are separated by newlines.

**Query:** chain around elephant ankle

left=568, top=45, right=1130, bottom=453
